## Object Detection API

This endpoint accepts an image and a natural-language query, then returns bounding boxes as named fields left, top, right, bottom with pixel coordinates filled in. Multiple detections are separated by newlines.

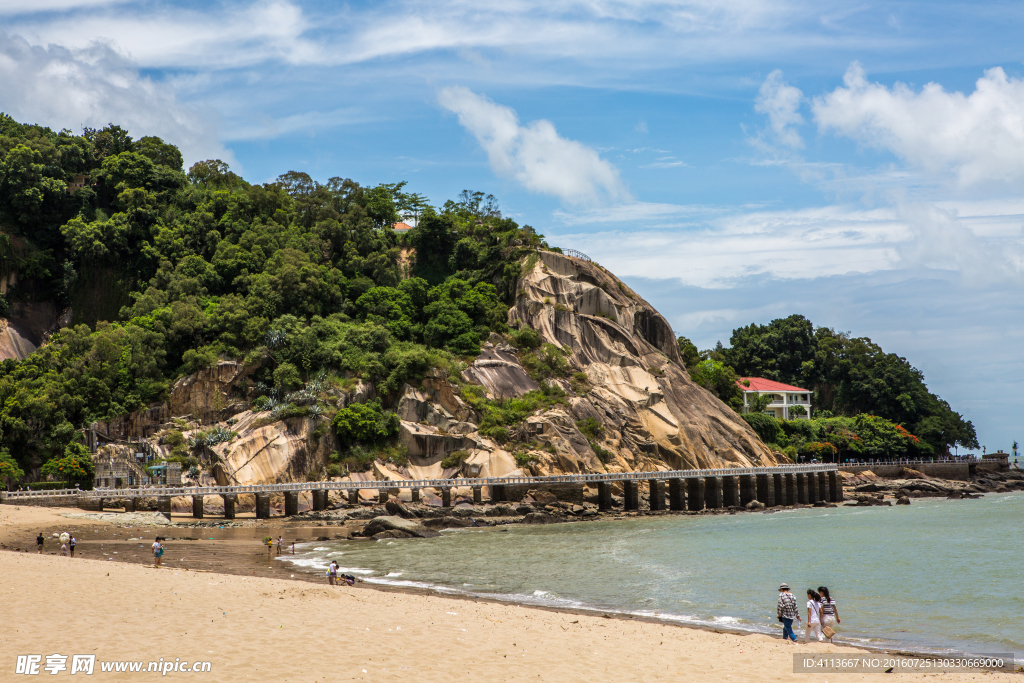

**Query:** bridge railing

left=562, top=248, right=592, bottom=262
left=0, top=463, right=839, bottom=500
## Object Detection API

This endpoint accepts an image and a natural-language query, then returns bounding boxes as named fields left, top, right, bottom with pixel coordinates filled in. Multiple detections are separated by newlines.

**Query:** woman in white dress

left=817, top=586, right=840, bottom=642
left=805, top=589, right=823, bottom=642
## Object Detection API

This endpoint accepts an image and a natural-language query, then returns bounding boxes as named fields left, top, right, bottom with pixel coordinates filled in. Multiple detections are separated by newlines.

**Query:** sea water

left=283, top=493, right=1024, bottom=657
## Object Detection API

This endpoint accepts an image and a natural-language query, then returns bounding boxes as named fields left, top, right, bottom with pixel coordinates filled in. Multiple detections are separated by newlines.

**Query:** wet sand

left=1, top=504, right=1019, bottom=682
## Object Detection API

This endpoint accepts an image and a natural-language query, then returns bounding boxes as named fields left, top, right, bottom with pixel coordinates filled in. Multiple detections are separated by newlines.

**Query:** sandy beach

left=1, top=505, right=1019, bottom=682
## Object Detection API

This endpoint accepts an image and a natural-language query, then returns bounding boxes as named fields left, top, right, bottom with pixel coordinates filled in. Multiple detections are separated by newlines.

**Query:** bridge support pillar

left=411, top=488, right=421, bottom=503
left=441, top=488, right=451, bottom=508
left=490, top=485, right=506, bottom=503
left=784, top=473, right=796, bottom=506
left=817, top=472, right=829, bottom=503
left=472, top=486, right=482, bottom=505
left=686, top=478, right=704, bottom=511
left=723, top=476, right=740, bottom=507
left=596, top=482, right=613, bottom=511
left=124, top=497, right=136, bottom=513
left=739, top=475, right=756, bottom=506
left=795, top=473, right=808, bottom=504
left=829, top=471, right=842, bottom=502
left=668, top=479, right=686, bottom=511
left=192, top=495, right=205, bottom=519
left=347, top=489, right=359, bottom=506
left=222, top=494, right=237, bottom=519
left=311, top=490, right=327, bottom=511
left=648, top=480, right=665, bottom=510
left=255, top=493, right=271, bottom=519
left=807, top=472, right=819, bottom=503
left=623, top=481, right=639, bottom=510
left=284, top=491, right=299, bottom=517
left=756, top=474, right=775, bottom=507
left=704, top=477, right=723, bottom=509
left=378, top=489, right=389, bottom=504
left=157, top=495, right=172, bottom=521
left=773, top=473, right=785, bottom=506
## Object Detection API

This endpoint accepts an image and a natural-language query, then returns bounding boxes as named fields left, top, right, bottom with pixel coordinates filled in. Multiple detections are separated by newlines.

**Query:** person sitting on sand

left=817, top=586, right=840, bottom=642
left=805, top=589, right=823, bottom=643
left=777, top=583, right=800, bottom=642
left=343, top=574, right=356, bottom=586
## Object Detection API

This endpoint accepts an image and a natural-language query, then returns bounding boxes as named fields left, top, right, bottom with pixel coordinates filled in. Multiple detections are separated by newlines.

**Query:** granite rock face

left=506, top=251, right=775, bottom=470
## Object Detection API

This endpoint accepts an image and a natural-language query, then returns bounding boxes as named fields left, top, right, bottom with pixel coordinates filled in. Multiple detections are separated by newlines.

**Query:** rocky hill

left=90, top=250, right=775, bottom=492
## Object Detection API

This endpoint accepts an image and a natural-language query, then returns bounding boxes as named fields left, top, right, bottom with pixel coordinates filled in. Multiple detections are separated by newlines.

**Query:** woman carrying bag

left=818, top=586, right=840, bottom=642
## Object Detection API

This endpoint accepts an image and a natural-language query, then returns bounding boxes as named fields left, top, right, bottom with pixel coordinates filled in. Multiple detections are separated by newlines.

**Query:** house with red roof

left=736, top=377, right=812, bottom=420
left=392, top=222, right=414, bottom=233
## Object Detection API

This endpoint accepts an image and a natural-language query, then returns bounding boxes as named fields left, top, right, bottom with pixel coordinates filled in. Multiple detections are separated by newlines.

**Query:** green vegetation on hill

left=0, top=117, right=550, bottom=477
left=679, top=314, right=978, bottom=456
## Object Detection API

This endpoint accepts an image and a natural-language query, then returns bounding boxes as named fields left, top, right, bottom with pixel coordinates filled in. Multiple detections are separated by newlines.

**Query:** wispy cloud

left=753, top=69, right=804, bottom=149
left=438, top=86, right=629, bottom=205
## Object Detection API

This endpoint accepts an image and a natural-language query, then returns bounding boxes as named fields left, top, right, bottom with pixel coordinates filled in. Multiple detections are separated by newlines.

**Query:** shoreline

left=3, top=502, right=1021, bottom=676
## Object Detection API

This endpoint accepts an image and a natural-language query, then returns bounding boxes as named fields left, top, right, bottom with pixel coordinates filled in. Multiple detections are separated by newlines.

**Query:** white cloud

left=0, top=32, right=231, bottom=168
left=438, top=86, right=629, bottom=204
left=553, top=200, right=1024, bottom=287
left=0, top=0, right=128, bottom=14
left=754, top=69, right=804, bottom=149
left=813, top=63, right=1024, bottom=186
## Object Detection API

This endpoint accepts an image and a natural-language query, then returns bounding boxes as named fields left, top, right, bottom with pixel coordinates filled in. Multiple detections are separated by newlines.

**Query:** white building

left=736, top=377, right=812, bottom=420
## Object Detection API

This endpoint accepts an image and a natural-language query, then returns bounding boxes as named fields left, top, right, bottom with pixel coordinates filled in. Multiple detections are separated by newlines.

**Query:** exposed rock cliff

left=92, top=250, right=774, bottom=488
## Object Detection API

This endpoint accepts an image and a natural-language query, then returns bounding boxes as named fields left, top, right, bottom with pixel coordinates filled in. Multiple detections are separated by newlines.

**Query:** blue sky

left=0, top=0, right=1021, bottom=453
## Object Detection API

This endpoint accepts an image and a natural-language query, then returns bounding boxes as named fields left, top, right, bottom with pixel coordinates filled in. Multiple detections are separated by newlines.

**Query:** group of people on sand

left=777, top=583, right=841, bottom=643
left=326, top=560, right=357, bottom=587
left=36, top=532, right=76, bottom=557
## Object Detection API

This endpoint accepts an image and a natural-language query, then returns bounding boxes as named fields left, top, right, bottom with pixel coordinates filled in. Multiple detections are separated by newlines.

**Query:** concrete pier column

left=284, top=491, right=299, bottom=517
left=157, top=495, right=171, bottom=521
left=623, top=481, right=640, bottom=511
left=739, top=474, right=756, bottom=506
left=668, top=479, right=686, bottom=511
left=773, top=474, right=785, bottom=507
left=192, top=495, right=205, bottom=519
left=309, top=490, right=320, bottom=511
left=723, top=476, right=740, bottom=507
left=817, top=472, right=829, bottom=503
left=255, top=493, right=271, bottom=519
left=756, top=474, right=775, bottom=507
left=441, top=488, right=452, bottom=508
left=795, top=473, right=808, bottom=504
left=378, top=489, right=389, bottom=504
left=807, top=472, right=820, bottom=503
left=784, top=473, right=797, bottom=506
left=686, top=478, right=705, bottom=511
left=491, top=485, right=507, bottom=503
left=704, top=477, right=723, bottom=509
left=222, top=494, right=237, bottom=519
left=649, top=480, right=666, bottom=511
left=411, top=488, right=421, bottom=503
left=347, top=489, right=359, bottom=505
left=473, top=486, right=483, bottom=504
left=828, top=471, right=842, bottom=502
left=597, top=481, right=613, bottom=511
left=312, top=490, right=327, bottom=511
left=124, top=497, right=137, bottom=513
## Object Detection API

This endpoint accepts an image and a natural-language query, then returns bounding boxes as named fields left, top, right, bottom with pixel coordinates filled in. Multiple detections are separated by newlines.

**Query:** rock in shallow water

left=361, top=515, right=440, bottom=538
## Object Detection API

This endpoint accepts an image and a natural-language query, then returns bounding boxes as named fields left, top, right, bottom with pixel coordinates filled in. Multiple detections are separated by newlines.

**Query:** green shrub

left=440, top=450, right=469, bottom=469
left=273, top=362, right=303, bottom=392
left=333, top=399, right=400, bottom=448
left=521, top=343, right=571, bottom=381
left=326, top=463, right=341, bottom=478
left=514, top=451, right=538, bottom=467
left=590, top=442, right=614, bottom=463
left=570, top=372, right=590, bottom=394
left=509, top=326, right=541, bottom=350
left=741, top=413, right=786, bottom=447
left=576, top=417, right=604, bottom=441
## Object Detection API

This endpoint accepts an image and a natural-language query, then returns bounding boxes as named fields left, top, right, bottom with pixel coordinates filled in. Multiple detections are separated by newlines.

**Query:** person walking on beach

left=69, top=536, right=76, bottom=558
left=152, top=538, right=163, bottom=567
left=277, top=536, right=283, bottom=555
left=36, top=532, right=44, bottom=554
left=805, top=589, right=823, bottom=642
left=777, top=584, right=800, bottom=642
left=817, top=586, right=840, bottom=642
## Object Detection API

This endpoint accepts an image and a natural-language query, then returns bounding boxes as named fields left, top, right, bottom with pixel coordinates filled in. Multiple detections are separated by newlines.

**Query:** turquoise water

left=283, top=494, right=1024, bottom=657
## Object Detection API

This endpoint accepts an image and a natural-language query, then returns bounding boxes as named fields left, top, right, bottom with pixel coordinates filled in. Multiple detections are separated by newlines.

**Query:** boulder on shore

left=895, top=495, right=911, bottom=505
left=745, top=500, right=766, bottom=511
left=361, top=516, right=439, bottom=538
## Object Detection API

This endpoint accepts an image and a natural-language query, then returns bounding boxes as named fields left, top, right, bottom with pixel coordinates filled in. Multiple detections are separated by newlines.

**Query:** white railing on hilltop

left=562, top=249, right=591, bottom=262
left=1, top=463, right=836, bottom=501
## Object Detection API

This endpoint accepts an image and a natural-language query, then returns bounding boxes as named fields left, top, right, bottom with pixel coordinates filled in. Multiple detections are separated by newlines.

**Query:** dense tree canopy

left=0, top=116, right=552, bottom=478
left=687, top=314, right=978, bottom=454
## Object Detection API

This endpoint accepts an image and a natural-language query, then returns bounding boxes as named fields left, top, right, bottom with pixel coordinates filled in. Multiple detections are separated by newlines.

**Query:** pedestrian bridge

left=2, top=463, right=840, bottom=519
